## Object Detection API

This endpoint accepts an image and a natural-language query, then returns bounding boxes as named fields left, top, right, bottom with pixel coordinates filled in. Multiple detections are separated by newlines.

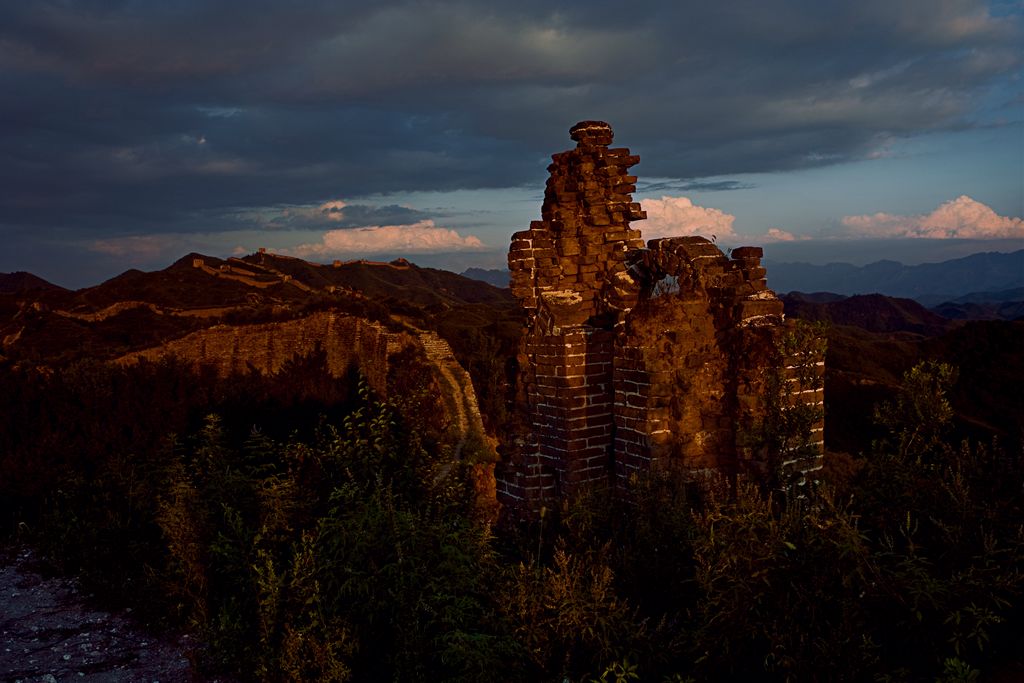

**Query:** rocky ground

left=1, top=547, right=222, bottom=683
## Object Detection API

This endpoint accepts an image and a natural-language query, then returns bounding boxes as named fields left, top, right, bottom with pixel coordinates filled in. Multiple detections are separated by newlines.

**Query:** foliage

left=499, top=544, right=646, bottom=680
left=3, top=349, right=1024, bottom=681
left=149, top=381, right=515, bottom=680
left=873, top=360, right=957, bottom=462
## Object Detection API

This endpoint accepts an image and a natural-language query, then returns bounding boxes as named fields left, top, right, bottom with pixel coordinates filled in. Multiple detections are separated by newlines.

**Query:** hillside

left=0, top=252, right=518, bottom=365
left=928, top=286, right=1024, bottom=320
left=782, top=292, right=952, bottom=335
left=931, top=300, right=1024, bottom=321
left=0, top=272, right=66, bottom=293
left=783, top=293, right=1024, bottom=453
left=0, top=252, right=523, bottom=457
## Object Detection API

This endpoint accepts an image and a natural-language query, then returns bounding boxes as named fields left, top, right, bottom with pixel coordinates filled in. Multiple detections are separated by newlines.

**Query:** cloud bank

left=287, top=220, right=484, bottom=258
left=0, top=1, right=1020, bottom=286
left=639, top=196, right=737, bottom=240
left=0, top=0, right=1018, bottom=238
left=842, top=196, right=1024, bottom=239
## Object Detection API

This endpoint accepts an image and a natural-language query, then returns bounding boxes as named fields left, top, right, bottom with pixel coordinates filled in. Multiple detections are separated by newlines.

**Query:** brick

left=731, top=246, right=763, bottom=260
left=499, top=120, right=824, bottom=522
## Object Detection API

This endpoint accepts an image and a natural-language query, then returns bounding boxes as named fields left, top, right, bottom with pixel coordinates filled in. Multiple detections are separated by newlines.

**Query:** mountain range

left=764, top=249, right=1024, bottom=304
left=0, top=253, right=520, bottom=400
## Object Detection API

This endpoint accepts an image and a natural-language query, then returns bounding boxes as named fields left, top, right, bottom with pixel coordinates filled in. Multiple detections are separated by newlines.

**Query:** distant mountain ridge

left=946, top=286, right=1024, bottom=304
left=460, top=268, right=510, bottom=288
left=767, top=249, right=1024, bottom=303
left=0, top=272, right=66, bottom=293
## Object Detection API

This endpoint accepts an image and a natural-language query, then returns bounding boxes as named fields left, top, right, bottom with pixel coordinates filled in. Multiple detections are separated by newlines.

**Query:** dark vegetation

left=2, top=350, right=1021, bottom=681
left=781, top=293, right=1024, bottom=455
left=1, top=257, right=1022, bottom=681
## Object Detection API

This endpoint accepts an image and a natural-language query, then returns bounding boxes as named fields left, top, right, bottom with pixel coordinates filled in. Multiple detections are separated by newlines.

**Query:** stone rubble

left=0, top=547, right=230, bottom=682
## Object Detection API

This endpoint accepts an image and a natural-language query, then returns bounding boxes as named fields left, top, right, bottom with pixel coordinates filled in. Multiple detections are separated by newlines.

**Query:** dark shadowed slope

left=0, top=252, right=518, bottom=373
left=783, top=293, right=1024, bottom=453
left=0, top=272, right=66, bottom=293
left=782, top=293, right=952, bottom=335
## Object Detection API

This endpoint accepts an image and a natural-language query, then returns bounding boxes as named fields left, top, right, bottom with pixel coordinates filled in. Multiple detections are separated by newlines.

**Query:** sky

left=1, top=0, right=1022, bottom=288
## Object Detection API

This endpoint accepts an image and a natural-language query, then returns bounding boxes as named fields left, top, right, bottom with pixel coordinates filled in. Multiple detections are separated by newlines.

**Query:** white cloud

left=842, top=196, right=1024, bottom=239
left=286, top=219, right=485, bottom=257
left=764, top=228, right=800, bottom=242
left=262, top=200, right=348, bottom=228
left=319, top=200, right=346, bottom=221
left=638, top=196, right=736, bottom=241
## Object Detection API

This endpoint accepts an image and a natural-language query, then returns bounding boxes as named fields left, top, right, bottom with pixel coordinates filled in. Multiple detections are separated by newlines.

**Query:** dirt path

left=1, top=547, right=220, bottom=683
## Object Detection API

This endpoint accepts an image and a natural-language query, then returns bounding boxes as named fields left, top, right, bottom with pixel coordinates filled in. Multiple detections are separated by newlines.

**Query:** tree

left=874, top=360, right=957, bottom=463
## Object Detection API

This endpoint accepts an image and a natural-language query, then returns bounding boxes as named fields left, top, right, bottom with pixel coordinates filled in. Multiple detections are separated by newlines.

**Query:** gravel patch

left=1, top=547, right=224, bottom=683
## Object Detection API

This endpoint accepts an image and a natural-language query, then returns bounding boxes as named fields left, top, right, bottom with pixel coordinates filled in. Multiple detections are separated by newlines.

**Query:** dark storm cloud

left=638, top=180, right=756, bottom=194
left=0, top=0, right=1019, bottom=240
left=251, top=202, right=430, bottom=231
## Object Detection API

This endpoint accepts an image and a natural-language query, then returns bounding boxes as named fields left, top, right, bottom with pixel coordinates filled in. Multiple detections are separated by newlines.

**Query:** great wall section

left=497, top=121, right=824, bottom=519
left=95, top=248, right=498, bottom=469
left=116, top=311, right=399, bottom=395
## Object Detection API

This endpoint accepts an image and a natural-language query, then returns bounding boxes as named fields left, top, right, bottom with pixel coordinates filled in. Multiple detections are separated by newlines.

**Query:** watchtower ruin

left=497, top=121, right=824, bottom=519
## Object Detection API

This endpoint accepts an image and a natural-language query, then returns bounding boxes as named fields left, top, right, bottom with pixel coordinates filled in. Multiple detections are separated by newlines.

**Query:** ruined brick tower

left=498, top=121, right=824, bottom=519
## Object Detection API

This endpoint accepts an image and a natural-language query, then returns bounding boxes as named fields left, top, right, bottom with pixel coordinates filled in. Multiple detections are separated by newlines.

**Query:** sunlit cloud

left=842, top=196, right=1024, bottom=239
left=286, top=220, right=485, bottom=257
left=638, top=196, right=737, bottom=241
left=247, top=200, right=426, bottom=231
left=763, top=228, right=806, bottom=242
left=318, top=200, right=346, bottom=221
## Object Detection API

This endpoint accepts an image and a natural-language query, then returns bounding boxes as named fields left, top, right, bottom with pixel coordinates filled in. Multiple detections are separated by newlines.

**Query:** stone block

left=558, top=239, right=581, bottom=256
left=738, top=299, right=784, bottom=318
left=731, top=246, right=763, bottom=260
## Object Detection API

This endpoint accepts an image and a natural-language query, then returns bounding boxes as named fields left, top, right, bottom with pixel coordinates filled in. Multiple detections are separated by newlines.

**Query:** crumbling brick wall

left=499, top=121, right=824, bottom=520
